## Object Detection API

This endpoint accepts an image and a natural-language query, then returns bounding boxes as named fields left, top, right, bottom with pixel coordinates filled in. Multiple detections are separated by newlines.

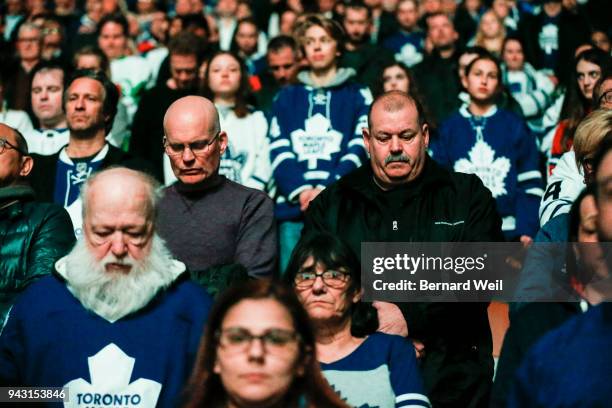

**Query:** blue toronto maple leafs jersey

left=430, top=105, right=543, bottom=239
left=0, top=275, right=213, bottom=407
left=269, top=69, right=371, bottom=221
left=320, top=333, right=430, bottom=408
left=382, top=31, right=425, bottom=67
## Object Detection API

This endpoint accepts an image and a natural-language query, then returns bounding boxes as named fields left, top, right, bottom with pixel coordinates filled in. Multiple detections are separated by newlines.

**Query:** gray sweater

left=157, top=175, right=277, bottom=278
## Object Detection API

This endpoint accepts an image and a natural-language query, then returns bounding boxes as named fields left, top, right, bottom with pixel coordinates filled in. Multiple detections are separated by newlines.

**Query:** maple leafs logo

left=64, top=343, right=162, bottom=408
left=454, top=139, right=510, bottom=198
left=291, top=114, right=343, bottom=169
left=395, top=43, right=423, bottom=67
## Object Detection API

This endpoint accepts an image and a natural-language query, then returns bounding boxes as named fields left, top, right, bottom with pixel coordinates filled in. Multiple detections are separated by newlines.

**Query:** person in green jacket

left=0, top=123, right=75, bottom=326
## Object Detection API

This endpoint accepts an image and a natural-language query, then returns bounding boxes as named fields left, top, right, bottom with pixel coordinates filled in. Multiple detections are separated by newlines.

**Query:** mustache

left=385, top=153, right=412, bottom=165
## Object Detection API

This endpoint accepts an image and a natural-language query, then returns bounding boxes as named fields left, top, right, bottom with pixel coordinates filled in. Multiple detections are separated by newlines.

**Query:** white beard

left=63, top=234, right=180, bottom=322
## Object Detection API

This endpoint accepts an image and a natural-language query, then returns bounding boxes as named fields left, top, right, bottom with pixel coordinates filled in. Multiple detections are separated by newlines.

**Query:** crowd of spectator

left=0, top=0, right=611, bottom=407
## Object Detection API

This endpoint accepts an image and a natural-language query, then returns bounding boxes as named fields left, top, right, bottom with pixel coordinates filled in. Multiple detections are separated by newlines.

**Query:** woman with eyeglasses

left=199, top=51, right=271, bottom=192
left=285, top=233, right=430, bottom=408
left=183, top=279, right=348, bottom=408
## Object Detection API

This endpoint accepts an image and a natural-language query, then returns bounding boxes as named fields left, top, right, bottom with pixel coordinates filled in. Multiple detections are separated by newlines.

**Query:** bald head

left=164, top=95, right=220, bottom=137
left=368, top=91, right=426, bottom=131
left=163, top=96, right=228, bottom=185
left=0, top=123, right=28, bottom=155
left=81, top=167, right=160, bottom=222
left=0, top=123, right=33, bottom=188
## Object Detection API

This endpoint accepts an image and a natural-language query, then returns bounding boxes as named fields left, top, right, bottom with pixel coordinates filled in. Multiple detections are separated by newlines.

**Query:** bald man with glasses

left=156, top=96, right=277, bottom=282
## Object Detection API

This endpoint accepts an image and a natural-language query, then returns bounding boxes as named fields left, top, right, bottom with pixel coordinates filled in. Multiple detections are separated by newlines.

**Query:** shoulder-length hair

left=200, top=51, right=252, bottom=118
left=284, top=233, right=379, bottom=337
left=182, top=280, right=349, bottom=408
left=559, top=48, right=612, bottom=150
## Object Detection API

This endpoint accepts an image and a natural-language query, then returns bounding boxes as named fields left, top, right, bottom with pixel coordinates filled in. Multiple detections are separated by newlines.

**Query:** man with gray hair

left=301, top=90, right=503, bottom=406
left=157, top=95, right=276, bottom=279
left=0, top=167, right=213, bottom=405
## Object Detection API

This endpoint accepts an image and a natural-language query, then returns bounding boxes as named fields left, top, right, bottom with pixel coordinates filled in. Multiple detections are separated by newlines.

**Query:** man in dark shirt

left=130, top=31, right=205, bottom=182
left=156, top=96, right=276, bottom=279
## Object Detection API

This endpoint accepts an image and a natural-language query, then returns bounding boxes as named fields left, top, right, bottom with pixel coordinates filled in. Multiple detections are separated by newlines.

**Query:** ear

left=19, top=156, right=33, bottom=178
left=422, top=123, right=430, bottom=148
left=218, top=131, right=228, bottom=156
left=362, top=127, right=371, bottom=152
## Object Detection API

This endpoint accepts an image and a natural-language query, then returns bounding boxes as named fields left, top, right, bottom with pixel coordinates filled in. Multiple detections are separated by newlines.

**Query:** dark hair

left=30, top=60, right=68, bottom=89
left=230, top=17, right=259, bottom=57
left=64, top=69, right=119, bottom=134
left=374, top=61, right=418, bottom=98
left=501, top=35, right=524, bottom=56
left=343, top=0, right=372, bottom=19
left=180, top=13, right=210, bottom=38
left=424, top=11, right=453, bottom=34
left=284, top=233, right=378, bottom=337
left=559, top=48, right=612, bottom=152
left=168, top=31, right=206, bottom=64
left=464, top=54, right=502, bottom=98
left=267, top=35, right=299, bottom=56
left=96, top=13, right=129, bottom=39
left=200, top=51, right=252, bottom=118
left=182, top=280, right=348, bottom=408
left=73, top=46, right=110, bottom=74
left=566, top=184, right=598, bottom=284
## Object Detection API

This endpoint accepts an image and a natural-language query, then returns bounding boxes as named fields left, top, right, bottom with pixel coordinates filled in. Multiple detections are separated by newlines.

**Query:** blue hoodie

left=269, top=68, right=371, bottom=221
left=431, top=105, right=543, bottom=239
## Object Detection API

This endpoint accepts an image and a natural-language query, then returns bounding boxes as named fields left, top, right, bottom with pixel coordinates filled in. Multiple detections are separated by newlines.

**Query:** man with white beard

left=0, top=167, right=213, bottom=407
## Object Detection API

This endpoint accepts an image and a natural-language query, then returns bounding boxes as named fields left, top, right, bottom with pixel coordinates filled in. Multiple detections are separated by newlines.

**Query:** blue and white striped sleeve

left=388, top=336, right=431, bottom=408
left=327, top=86, right=371, bottom=183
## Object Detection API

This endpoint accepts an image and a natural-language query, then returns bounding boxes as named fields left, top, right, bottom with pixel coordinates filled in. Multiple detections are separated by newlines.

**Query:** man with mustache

left=27, top=69, right=151, bottom=236
left=0, top=167, right=213, bottom=405
left=301, top=91, right=503, bottom=407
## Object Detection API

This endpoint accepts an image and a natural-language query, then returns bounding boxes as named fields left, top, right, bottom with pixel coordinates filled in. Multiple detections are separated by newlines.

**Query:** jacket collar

left=339, top=156, right=453, bottom=201
left=298, top=67, right=356, bottom=89
left=0, top=185, right=35, bottom=215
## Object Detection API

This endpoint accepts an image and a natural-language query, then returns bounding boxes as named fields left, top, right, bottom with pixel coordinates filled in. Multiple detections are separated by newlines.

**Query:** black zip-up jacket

left=303, top=157, right=504, bottom=408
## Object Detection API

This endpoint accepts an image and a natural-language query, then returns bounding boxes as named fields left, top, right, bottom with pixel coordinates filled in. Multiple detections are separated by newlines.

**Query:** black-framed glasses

left=217, top=327, right=300, bottom=354
left=163, top=132, right=220, bottom=157
left=0, top=138, right=26, bottom=155
left=598, top=90, right=612, bottom=107
left=294, top=269, right=350, bottom=289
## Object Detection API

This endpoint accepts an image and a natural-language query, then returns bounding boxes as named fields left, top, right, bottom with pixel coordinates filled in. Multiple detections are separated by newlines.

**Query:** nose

left=109, top=233, right=127, bottom=258
left=311, top=275, right=326, bottom=294
left=74, top=96, right=85, bottom=110
left=247, top=337, right=265, bottom=360
left=390, top=135, right=402, bottom=152
left=40, top=89, right=49, bottom=100
left=181, top=146, right=195, bottom=162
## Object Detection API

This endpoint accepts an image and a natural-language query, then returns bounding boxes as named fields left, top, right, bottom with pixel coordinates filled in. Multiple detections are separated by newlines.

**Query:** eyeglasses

left=0, top=138, right=26, bottom=155
left=217, top=327, right=299, bottom=354
left=294, top=269, right=350, bottom=289
left=163, top=132, right=220, bottom=157
left=598, top=90, right=612, bottom=107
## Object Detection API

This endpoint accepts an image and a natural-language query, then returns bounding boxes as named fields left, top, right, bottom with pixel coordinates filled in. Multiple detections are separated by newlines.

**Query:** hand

left=373, top=301, right=408, bottom=337
left=519, top=235, right=533, bottom=248
left=413, top=340, right=425, bottom=359
left=299, top=188, right=322, bottom=212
